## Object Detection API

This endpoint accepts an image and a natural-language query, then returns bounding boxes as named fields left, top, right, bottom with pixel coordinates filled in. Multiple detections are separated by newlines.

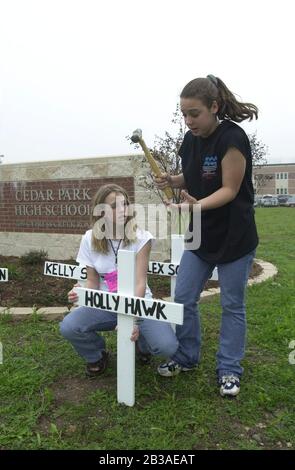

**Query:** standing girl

left=60, top=184, right=178, bottom=377
left=155, top=75, right=258, bottom=396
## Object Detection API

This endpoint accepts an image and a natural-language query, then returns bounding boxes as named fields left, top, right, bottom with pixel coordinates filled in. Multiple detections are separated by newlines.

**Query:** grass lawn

left=0, top=207, right=294, bottom=450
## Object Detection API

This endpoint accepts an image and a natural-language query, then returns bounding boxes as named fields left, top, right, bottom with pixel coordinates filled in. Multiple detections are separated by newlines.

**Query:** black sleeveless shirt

left=179, top=120, right=258, bottom=263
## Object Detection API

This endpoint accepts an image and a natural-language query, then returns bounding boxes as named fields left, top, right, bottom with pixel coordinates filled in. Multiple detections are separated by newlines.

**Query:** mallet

left=131, top=128, right=174, bottom=200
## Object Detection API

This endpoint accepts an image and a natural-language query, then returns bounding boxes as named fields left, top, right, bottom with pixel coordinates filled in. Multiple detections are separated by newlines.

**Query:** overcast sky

left=1, top=0, right=294, bottom=165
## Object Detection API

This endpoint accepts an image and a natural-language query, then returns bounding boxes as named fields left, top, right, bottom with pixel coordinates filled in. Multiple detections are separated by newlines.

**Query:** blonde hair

left=90, top=184, right=137, bottom=253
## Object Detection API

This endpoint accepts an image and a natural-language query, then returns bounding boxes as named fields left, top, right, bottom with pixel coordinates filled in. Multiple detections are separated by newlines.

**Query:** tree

left=249, top=133, right=272, bottom=194
left=127, top=104, right=185, bottom=205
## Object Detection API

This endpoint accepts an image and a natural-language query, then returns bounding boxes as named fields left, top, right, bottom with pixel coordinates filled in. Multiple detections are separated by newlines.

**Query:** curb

left=0, top=259, right=278, bottom=320
left=0, top=306, right=68, bottom=320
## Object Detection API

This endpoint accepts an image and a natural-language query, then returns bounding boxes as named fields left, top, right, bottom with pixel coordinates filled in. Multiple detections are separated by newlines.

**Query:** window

left=276, top=188, right=280, bottom=194
left=284, top=173, right=288, bottom=179
left=285, top=188, right=288, bottom=194
left=276, top=173, right=280, bottom=179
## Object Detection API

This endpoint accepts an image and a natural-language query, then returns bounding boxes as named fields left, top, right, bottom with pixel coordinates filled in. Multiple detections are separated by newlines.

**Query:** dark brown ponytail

left=180, top=75, right=258, bottom=122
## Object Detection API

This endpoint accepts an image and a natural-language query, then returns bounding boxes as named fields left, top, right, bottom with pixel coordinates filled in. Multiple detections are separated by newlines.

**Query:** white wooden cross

left=44, top=256, right=183, bottom=407
left=0, top=267, right=8, bottom=283
left=74, top=250, right=183, bottom=406
left=44, top=262, right=87, bottom=286
left=147, top=234, right=218, bottom=302
left=0, top=267, right=8, bottom=364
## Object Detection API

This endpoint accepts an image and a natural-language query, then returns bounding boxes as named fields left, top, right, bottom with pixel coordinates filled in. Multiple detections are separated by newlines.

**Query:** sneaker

left=219, top=374, right=240, bottom=397
left=135, top=342, right=152, bottom=365
left=86, top=350, right=109, bottom=377
left=157, top=360, right=196, bottom=377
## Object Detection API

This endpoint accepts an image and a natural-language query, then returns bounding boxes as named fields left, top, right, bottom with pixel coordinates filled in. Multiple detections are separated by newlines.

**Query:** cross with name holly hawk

left=44, top=253, right=183, bottom=407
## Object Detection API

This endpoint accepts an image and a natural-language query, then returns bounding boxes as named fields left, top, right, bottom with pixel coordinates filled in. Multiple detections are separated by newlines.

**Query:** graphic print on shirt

left=202, top=155, right=218, bottom=179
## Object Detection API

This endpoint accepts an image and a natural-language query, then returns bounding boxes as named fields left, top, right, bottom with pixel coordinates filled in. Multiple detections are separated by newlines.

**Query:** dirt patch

left=37, top=372, right=117, bottom=435
left=0, top=255, right=75, bottom=308
left=51, top=375, right=116, bottom=406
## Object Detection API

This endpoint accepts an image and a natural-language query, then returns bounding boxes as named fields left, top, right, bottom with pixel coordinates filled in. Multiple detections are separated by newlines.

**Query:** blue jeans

left=60, top=306, right=178, bottom=363
left=171, top=250, right=255, bottom=378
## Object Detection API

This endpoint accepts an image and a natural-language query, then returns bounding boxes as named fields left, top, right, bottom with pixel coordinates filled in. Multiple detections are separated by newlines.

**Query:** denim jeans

left=60, top=306, right=178, bottom=363
left=171, top=249, right=255, bottom=378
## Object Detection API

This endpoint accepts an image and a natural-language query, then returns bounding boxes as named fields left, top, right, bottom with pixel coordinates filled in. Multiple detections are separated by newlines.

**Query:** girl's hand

left=114, top=324, right=140, bottom=342
left=130, top=325, right=140, bottom=342
left=153, top=172, right=172, bottom=190
left=166, top=190, right=199, bottom=211
left=68, top=283, right=81, bottom=304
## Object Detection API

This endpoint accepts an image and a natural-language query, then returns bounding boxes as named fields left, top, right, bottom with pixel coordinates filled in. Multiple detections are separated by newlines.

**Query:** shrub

left=2, top=263, right=22, bottom=279
left=20, top=250, right=48, bottom=266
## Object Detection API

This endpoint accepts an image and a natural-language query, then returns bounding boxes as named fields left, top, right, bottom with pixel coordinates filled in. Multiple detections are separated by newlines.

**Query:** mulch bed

left=0, top=255, right=263, bottom=309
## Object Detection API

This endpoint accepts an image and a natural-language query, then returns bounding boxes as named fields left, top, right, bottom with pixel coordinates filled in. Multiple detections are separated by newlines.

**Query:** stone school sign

left=0, top=155, right=167, bottom=259
left=0, top=177, right=134, bottom=234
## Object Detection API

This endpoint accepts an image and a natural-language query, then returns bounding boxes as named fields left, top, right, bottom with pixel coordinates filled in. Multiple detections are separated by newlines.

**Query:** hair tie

left=207, top=74, right=218, bottom=86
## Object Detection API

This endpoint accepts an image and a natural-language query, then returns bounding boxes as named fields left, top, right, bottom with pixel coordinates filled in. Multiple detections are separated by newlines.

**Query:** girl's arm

left=122, top=243, right=152, bottom=342
left=68, top=266, right=99, bottom=303
left=198, top=148, right=246, bottom=210
left=154, top=173, right=186, bottom=190
left=135, top=240, right=152, bottom=298
left=85, top=266, right=100, bottom=289
left=170, top=173, right=186, bottom=189
left=169, top=148, right=246, bottom=211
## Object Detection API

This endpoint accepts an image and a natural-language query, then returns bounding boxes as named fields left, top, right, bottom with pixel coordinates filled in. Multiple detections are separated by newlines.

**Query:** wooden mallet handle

left=131, top=129, right=174, bottom=200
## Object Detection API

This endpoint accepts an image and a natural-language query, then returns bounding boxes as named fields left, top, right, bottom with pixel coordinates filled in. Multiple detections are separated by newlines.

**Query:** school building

left=253, top=163, right=295, bottom=196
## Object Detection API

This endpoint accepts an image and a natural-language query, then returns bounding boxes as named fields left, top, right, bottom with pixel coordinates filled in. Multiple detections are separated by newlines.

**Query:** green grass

left=0, top=207, right=295, bottom=450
